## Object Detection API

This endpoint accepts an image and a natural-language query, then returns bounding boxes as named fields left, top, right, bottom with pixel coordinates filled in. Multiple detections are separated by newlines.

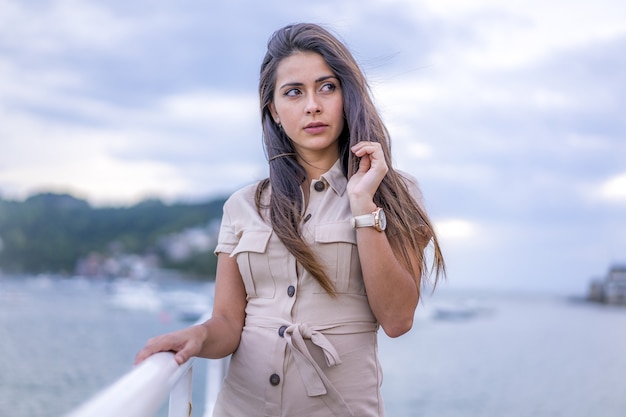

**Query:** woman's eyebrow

left=316, top=75, right=338, bottom=83
left=278, top=75, right=338, bottom=90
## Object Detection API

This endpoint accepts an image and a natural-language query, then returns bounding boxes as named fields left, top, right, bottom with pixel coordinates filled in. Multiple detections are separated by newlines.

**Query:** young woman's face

left=270, top=51, right=344, bottom=162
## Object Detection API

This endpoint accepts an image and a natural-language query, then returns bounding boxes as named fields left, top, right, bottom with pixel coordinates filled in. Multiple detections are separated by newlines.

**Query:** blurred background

left=1, top=1, right=625, bottom=416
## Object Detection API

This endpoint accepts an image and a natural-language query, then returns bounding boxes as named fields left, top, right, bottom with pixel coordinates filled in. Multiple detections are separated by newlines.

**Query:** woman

left=135, top=23, right=445, bottom=417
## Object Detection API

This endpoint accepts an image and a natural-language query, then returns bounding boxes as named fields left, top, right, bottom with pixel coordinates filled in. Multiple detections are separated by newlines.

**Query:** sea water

left=380, top=292, right=626, bottom=417
left=1, top=275, right=625, bottom=417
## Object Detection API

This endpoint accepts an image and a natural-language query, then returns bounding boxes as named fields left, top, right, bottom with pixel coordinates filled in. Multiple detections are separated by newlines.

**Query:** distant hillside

left=0, top=192, right=227, bottom=276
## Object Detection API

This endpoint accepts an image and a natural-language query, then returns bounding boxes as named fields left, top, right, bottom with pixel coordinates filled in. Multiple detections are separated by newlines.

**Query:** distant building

left=158, top=220, right=220, bottom=262
left=588, top=265, right=626, bottom=306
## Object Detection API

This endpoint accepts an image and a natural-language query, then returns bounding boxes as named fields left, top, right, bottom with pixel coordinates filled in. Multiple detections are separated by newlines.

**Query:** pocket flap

left=231, top=230, right=272, bottom=256
left=315, top=222, right=357, bottom=245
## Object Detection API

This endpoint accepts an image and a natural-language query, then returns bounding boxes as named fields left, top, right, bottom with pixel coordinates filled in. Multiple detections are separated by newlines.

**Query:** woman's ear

left=269, top=103, right=280, bottom=125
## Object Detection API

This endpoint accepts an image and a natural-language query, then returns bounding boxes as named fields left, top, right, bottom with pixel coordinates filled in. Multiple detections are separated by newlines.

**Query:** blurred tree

left=0, top=192, right=227, bottom=278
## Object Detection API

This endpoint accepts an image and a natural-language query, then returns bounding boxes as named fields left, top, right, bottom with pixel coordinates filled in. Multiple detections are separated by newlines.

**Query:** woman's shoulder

left=223, top=179, right=269, bottom=210
left=396, top=169, right=425, bottom=206
left=396, top=169, right=420, bottom=191
left=227, top=181, right=260, bottom=200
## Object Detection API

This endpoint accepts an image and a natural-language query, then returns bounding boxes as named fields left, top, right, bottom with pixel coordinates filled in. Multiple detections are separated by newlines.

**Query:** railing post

left=203, top=357, right=229, bottom=417
left=169, top=365, right=193, bottom=417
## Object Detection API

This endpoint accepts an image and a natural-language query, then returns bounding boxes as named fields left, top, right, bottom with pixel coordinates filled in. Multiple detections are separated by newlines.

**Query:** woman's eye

left=320, top=83, right=336, bottom=92
left=285, top=88, right=301, bottom=97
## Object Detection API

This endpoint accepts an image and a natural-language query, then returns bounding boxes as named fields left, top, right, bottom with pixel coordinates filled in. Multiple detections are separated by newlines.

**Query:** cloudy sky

left=1, top=0, right=625, bottom=295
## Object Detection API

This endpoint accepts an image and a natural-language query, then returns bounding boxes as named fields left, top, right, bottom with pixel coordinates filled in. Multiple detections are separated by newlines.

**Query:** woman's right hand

left=134, top=253, right=248, bottom=366
left=134, top=323, right=209, bottom=366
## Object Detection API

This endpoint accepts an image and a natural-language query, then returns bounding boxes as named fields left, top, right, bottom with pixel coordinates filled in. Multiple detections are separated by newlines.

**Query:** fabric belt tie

left=245, top=316, right=377, bottom=417
left=284, top=323, right=341, bottom=396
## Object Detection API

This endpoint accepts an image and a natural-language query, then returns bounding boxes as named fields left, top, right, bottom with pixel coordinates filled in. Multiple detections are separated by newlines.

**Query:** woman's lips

left=304, top=122, right=327, bottom=135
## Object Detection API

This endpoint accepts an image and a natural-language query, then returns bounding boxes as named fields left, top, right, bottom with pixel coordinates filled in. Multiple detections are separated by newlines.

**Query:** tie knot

left=297, top=323, right=314, bottom=338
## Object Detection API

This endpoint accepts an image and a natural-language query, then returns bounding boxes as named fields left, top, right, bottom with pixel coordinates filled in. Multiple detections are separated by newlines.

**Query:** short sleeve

left=213, top=182, right=267, bottom=255
left=399, top=171, right=433, bottom=245
left=214, top=199, right=238, bottom=255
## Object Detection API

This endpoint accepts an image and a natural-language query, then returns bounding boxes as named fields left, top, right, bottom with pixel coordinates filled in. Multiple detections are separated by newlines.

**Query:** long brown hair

left=256, top=23, right=445, bottom=297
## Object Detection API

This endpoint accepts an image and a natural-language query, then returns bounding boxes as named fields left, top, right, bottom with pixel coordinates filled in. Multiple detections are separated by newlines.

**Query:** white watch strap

left=352, top=213, right=375, bottom=228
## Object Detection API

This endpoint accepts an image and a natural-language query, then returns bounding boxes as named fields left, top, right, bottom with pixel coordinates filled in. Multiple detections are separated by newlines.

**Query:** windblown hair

left=256, top=23, right=445, bottom=297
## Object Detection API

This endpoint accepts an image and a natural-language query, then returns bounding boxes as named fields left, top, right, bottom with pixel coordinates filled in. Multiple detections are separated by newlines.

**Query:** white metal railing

left=65, top=317, right=229, bottom=417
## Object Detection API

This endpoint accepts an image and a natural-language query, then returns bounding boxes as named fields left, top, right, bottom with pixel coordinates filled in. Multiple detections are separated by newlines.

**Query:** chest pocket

left=314, top=222, right=364, bottom=294
left=231, top=230, right=276, bottom=299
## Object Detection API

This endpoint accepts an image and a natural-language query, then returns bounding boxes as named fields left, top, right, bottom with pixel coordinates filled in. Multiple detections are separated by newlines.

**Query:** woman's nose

left=304, top=96, right=322, bottom=114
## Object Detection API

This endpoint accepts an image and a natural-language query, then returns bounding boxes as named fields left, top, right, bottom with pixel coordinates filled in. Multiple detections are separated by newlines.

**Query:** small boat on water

left=430, top=298, right=492, bottom=320
left=160, top=289, right=212, bottom=322
left=107, top=279, right=162, bottom=312
left=107, top=278, right=213, bottom=320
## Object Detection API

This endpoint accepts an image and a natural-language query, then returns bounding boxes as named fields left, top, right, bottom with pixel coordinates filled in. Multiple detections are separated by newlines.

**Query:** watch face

left=377, top=208, right=387, bottom=231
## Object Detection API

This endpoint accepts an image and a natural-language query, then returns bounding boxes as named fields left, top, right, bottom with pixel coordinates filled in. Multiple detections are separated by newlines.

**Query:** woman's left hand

left=347, top=141, right=388, bottom=215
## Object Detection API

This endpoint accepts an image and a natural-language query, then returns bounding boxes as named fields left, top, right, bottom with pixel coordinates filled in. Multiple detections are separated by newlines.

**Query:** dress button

left=313, top=181, right=325, bottom=192
left=269, top=373, right=281, bottom=386
left=278, top=325, right=287, bottom=337
left=287, top=285, right=295, bottom=297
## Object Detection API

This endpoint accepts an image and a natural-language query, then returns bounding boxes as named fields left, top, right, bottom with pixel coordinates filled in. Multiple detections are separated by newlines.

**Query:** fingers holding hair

left=350, top=140, right=388, bottom=176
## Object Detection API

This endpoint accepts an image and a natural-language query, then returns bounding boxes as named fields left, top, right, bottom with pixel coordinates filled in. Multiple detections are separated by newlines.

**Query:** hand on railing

left=135, top=324, right=209, bottom=366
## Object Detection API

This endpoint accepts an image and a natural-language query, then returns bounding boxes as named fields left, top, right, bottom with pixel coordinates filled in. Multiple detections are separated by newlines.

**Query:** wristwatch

left=351, top=207, right=386, bottom=232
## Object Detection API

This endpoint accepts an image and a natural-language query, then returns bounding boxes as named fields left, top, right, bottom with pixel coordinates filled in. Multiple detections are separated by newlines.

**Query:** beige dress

left=213, top=160, right=423, bottom=417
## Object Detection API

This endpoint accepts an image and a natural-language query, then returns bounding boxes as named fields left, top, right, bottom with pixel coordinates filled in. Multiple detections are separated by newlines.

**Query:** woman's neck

left=297, top=153, right=338, bottom=181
